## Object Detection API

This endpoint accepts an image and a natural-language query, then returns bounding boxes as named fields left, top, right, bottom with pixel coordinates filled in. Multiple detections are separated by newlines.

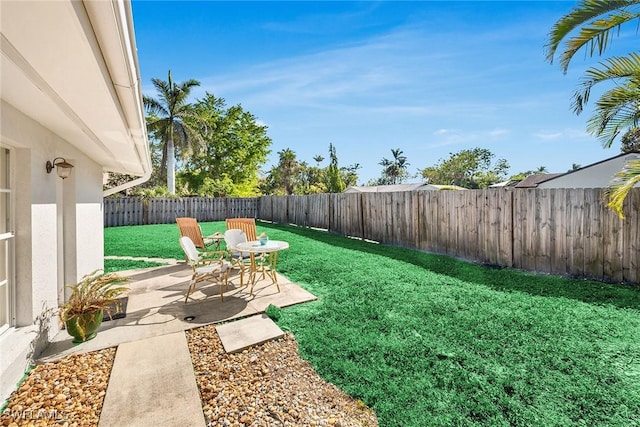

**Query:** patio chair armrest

left=198, top=250, right=228, bottom=265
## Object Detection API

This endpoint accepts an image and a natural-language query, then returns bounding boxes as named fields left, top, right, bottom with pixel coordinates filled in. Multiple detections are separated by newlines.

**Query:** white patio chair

left=179, top=236, right=231, bottom=303
left=223, top=229, right=255, bottom=288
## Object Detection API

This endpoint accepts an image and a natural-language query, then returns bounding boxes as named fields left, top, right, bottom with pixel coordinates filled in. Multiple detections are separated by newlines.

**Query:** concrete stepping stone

left=216, top=314, right=284, bottom=354
left=98, top=332, right=205, bottom=427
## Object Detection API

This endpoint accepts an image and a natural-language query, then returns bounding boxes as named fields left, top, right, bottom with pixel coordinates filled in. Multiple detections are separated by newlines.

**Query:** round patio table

left=235, top=240, right=289, bottom=294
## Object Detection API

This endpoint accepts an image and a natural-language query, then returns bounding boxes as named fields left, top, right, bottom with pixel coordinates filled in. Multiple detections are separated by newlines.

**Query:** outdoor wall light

left=46, top=157, right=74, bottom=179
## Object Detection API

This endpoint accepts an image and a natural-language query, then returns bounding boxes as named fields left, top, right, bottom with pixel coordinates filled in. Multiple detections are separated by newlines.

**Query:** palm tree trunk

left=167, top=137, right=176, bottom=194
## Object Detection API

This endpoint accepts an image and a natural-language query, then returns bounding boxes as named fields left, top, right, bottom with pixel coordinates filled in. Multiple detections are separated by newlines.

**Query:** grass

left=103, top=258, right=167, bottom=273
left=105, top=221, right=640, bottom=427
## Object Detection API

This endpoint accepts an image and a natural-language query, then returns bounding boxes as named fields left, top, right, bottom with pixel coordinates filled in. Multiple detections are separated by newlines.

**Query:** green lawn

left=105, top=221, right=640, bottom=427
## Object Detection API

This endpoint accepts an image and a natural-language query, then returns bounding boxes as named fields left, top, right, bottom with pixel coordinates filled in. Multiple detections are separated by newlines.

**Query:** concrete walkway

left=38, top=262, right=316, bottom=425
left=98, top=332, right=206, bottom=427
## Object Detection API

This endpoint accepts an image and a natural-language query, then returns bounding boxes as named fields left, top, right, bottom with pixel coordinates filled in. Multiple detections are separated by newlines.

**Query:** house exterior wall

left=1, top=0, right=149, bottom=406
left=538, top=153, right=640, bottom=188
left=0, top=101, right=104, bottom=402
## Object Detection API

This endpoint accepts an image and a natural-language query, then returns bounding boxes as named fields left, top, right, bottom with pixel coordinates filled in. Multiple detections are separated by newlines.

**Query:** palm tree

left=313, top=155, right=325, bottom=166
left=546, top=0, right=640, bottom=217
left=276, top=148, right=300, bottom=195
left=535, top=166, right=548, bottom=173
left=144, top=70, right=204, bottom=194
left=379, top=148, right=410, bottom=185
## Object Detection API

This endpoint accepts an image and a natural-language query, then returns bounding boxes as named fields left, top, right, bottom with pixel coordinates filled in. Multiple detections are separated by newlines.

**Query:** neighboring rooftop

left=514, top=173, right=564, bottom=188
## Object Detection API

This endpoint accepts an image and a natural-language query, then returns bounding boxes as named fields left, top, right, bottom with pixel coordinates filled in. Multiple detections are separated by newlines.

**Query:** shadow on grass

left=260, top=222, right=640, bottom=311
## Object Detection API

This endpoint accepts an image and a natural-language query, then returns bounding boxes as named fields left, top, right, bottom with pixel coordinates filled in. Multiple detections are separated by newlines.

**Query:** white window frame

left=0, top=147, right=14, bottom=335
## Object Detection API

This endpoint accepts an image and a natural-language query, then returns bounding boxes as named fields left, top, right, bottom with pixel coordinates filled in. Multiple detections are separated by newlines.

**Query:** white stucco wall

left=69, top=158, right=105, bottom=283
left=2, top=101, right=104, bottom=319
left=538, top=153, right=640, bottom=188
left=1, top=101, right=104, bottom=402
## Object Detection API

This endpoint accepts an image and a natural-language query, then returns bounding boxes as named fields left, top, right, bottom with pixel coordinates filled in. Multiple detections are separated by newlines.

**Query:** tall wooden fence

left=104, top=188, right=640, bottom=284
left=103, top=197, right=258, bottom=227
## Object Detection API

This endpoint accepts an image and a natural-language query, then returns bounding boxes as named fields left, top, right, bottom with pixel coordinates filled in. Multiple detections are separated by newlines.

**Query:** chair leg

left=220, top=269, right=231, bottom=302
left=239, top=264, right=246, bottom=288
left=185, top=274, right=197, bottom=303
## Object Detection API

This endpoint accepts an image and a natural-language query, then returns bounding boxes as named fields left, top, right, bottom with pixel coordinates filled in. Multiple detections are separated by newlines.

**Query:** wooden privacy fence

left=103, top=197, right=258, bottom=226
left=258, top=189, right=640, bottom=284
left=104, top=188, right=640, bottom=284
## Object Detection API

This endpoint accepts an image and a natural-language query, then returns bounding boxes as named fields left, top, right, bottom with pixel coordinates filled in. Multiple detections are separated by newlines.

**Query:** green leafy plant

left=264, top=304, right=282, bottom=322
left=59, top=270, right=128, bottom=321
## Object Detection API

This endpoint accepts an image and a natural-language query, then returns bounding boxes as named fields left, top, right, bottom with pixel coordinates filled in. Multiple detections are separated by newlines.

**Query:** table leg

left=248, top=251, right=281, bottom=295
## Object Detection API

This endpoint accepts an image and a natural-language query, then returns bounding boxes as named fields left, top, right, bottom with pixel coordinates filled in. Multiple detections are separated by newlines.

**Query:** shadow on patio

left=38, top=262, right=317, bottom=362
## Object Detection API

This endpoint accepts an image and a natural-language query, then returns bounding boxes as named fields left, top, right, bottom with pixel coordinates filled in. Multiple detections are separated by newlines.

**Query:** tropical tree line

left=368, top=148, right=553, bottom=189
left=260, top=144, right=360, bottom=195
left=107, top=71, right=362, bottom=197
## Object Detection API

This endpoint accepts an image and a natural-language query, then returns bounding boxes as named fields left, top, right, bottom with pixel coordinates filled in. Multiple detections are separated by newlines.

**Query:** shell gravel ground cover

left=187, top=325, right=378, bottom=427
left=1, top=328, right=376, bottom=427
left=0, top=348, right=116, bottom=427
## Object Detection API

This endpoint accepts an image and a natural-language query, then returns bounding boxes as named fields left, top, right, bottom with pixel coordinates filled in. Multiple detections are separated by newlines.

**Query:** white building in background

left=537, top=152, right=640, bottom=189
left=0, top=0, right=151, bottom=402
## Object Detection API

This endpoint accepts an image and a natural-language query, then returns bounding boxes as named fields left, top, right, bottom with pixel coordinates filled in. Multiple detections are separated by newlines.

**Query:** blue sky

left=131, top=1, right=635, bottom=185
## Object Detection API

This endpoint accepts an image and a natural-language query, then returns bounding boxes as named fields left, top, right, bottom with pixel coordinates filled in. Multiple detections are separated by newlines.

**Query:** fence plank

left=363, top=193, right=384, bottom=243
left=603, top=195, right=624, bottom=282
left=462, top=191, right=478, bottom=261
left=479, top=190, right=491, bottom=262
left=523, top=189, right=538, bottom=272
left=306, top=194, right=329, bottom=229
left=534, top=189, right=552, bottom=273
left=391, top=192, right=413, bottom=247
left=583, top=189, right=604, bottom=280
left=549, top=189, right=567, bottom=276
left=622, top=189, right=640, bottom=283
left=497, top=189, right=513, bottom=267
left=271, top=196, right=288, bottom=224
left=569, top=189, right=586, bottom=278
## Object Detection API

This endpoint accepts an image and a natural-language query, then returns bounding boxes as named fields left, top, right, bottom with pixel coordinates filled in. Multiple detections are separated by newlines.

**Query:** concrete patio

left=33, top=262, right=317, bottom=426
left=39, top=262, right=317, bottom=362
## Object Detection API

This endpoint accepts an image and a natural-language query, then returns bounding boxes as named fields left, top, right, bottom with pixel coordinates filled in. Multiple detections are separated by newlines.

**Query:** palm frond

left=143, top=96, right=168, bottom=117
left=585, top=81, right=640, bottom=146
left=604, top=158, right=640, bottom=217
left=546, top=0, right=640, bottom=72
left=572, top=53, right=640, bottom=114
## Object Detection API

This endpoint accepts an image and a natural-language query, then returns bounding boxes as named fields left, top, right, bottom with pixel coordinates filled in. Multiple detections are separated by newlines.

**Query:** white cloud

left=533, top=128, right=589, bottom=141
left=489, top=128, right=510, bottom=137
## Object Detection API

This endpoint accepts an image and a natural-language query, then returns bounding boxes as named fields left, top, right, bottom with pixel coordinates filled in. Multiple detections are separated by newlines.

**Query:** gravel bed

left=0, top=348, right=116, bottom=427
left=187, top=325, right=378, bottom=427
left=1, top=327, right=377, bottom=427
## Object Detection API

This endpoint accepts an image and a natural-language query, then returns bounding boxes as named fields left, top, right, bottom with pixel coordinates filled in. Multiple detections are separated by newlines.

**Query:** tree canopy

left=261, top=144, right=356, bottom=195
left=180, top=93, right=271, bottom=197
left=420, top=148, right=509, bottom=189
left=620, top=127, right=640, bottom=153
